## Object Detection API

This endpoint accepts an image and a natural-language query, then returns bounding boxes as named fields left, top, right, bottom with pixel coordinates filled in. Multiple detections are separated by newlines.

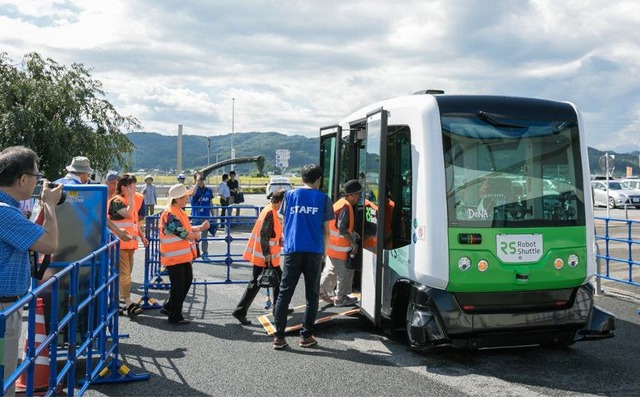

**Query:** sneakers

left=319, top=288, right=333, bottom=303
left=299, top=335, right=318, bottom=348
left=273, top=337, right=288, bottom=350
left=334, top=295, right=358, bottom=307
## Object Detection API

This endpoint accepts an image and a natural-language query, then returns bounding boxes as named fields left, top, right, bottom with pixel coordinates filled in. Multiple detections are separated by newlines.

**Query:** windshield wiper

left=477, top=111, right=527, bottom=128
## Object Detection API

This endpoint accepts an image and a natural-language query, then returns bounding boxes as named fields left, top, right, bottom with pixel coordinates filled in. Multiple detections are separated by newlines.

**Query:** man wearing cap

left=142, top=175, right=157, bottom=216
left=321, top=179, right=362, bottom=307
left=55, top=156, right=93, bottom=184
left=177, top=173, right=189, bottom=189
left=159, top=184, right=209, bottom=324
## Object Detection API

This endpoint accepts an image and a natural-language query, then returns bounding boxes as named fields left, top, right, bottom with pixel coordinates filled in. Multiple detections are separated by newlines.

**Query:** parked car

left=620, top=178, right=640, bottom=190
left=266, top=176, right=292, bottom=197
left=591, top=180, right=640, bottom=209
left=511, top=178, right=559, bottom=197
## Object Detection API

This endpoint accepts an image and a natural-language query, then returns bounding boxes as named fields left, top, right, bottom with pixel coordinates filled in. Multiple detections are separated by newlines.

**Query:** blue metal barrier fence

left=0, top=235, right=148, bottom=397
left=595, top=216, right=640, bottom=290
left=141, top=205, right=261, bottom=309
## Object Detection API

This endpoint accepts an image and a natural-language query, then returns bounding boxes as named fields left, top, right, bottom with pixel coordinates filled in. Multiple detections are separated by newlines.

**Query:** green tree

left=0, top=52, right=139, bottom=178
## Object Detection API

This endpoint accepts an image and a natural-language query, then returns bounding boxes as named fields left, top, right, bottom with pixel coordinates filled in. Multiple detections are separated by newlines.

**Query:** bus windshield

left=442, top=114, right=585, bottom=228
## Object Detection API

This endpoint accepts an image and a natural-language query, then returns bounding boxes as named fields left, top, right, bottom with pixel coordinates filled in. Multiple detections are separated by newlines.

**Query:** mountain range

left=127, top=132, right=640, bottom=177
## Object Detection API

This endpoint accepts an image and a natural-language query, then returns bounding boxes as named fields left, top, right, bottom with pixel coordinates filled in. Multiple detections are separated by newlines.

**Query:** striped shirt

left=0, top=191, right=45, bottom=296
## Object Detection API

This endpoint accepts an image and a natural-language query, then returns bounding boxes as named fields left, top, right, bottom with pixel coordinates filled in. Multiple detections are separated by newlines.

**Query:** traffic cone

left=15, top=298, right=52, bottom=396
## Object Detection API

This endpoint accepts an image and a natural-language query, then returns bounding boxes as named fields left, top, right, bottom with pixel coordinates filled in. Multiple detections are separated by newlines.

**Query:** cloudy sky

left=1, top=0, right=639, bottom=151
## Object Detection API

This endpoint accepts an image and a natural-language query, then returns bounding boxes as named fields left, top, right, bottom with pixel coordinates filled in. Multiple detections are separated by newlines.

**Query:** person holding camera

left=0, top=146, right=62, bottom=396
left=232, top=189, right=286, bottom=325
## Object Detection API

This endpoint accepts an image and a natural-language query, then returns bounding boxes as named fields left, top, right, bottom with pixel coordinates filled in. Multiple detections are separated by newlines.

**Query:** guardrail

left=141, top=205, right=261, bottom=309
left=594, top=216, right=640, bottom=292
left=0, top=235, right=148, bottom=397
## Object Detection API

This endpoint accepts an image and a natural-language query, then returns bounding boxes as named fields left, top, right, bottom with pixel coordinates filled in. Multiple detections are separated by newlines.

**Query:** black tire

left=607, top=197, right=616, bottom=209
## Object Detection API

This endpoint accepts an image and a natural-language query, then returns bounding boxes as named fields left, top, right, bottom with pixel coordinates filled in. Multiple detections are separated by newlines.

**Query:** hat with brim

left=66, top=156, right=94, bottom=174
left=145, top=175, right=153, bottom=182
left=168, top=183, right=193, bottom=203
left=344, top=179, right=363, bottom=195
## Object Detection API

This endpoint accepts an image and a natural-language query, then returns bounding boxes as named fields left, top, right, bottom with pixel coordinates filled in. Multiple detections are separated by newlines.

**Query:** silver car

left=620, top=178, right=640, bottom=190
left=591, top=180, right=640, bottom=209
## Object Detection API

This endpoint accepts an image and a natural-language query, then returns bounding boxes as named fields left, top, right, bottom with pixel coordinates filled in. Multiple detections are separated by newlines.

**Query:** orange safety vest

left=362, top=199, right=377, bottom=250
left=108, top=194, right=139, bottom=250
left=159, top=206, right=198, bottom=267
left=243, top=206, right=282, bottom=267
left=134, top=192, right=144, bottom=220
left=384, top=199, right=395, bottom=249
left=327, top=198, right=354, bottom=260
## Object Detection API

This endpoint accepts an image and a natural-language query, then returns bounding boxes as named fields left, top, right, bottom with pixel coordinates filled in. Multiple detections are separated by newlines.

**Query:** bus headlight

left=568, top=254, right=579, bottom=267
left=554, top=258, right=564, bottom=270
left=458, top=257, right=471, bottom=271
left=477, top=259, right=488, bottom=272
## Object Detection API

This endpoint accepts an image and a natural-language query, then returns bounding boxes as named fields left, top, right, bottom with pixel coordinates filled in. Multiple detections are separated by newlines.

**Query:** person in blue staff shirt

left=0, top=146, right=62, bottom=396
left=272, top=164, right=333, bottom=350
left=190, top=173, right=217, bottom=258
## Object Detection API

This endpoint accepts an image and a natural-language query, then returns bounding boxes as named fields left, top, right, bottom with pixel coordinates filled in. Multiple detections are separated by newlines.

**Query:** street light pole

left=231, top=97, right=235, bottom=170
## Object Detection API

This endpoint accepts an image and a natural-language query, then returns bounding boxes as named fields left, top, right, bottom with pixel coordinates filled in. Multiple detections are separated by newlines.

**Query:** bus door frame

left=319, top=125, right=343, bottom=199
left=360, top=108, right=389, bottom=326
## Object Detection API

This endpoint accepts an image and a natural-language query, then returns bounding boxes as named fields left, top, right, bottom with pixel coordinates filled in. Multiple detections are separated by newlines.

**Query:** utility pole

left=207, top=137, right=211, bottom=166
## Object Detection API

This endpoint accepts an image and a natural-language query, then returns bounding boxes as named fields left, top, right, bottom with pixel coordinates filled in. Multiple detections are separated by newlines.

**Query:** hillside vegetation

left=128, top=131, right=640, bottom=178
left=128, top=131, right=318, bottom=174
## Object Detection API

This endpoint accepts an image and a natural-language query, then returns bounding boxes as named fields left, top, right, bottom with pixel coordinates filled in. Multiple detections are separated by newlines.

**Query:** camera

left=32, top=182, right=67, bottom=205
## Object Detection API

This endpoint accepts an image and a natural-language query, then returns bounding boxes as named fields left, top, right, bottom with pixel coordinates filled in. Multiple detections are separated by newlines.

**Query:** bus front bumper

left=407, top=283, right=615, bottom=350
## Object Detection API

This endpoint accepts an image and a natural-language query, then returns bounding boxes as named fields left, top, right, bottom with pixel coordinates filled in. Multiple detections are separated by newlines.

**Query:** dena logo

left=496, top=234, right=543, bottom=263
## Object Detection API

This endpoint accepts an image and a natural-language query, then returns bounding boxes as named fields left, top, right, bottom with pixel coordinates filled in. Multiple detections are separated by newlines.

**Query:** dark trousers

left=274, top=252, right=323, bottom=339
left=220, top=197, right=229, bottom=217
left=165, top=262, right=193, bottom=322
left=234, top=266, right=282, bottom=317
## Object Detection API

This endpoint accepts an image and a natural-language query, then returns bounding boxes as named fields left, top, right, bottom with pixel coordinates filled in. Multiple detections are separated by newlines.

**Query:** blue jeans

left=274, top=252, right=323, bottom=339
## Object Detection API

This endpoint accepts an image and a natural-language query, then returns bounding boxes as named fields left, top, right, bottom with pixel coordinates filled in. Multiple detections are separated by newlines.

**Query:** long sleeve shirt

left=259, top=210, right=276, bottom=256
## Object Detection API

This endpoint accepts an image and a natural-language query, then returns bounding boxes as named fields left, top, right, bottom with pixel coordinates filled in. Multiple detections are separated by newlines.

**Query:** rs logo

left=500, top=241, right=516, bottom=254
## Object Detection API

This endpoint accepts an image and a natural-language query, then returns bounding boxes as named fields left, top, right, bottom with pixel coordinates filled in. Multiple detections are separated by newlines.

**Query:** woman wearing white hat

left=158, top=184, right=210, bottom=324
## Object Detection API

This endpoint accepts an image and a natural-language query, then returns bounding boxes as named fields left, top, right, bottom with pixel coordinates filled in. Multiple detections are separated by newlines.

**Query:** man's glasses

left=25, top=172, right=44, bottom=180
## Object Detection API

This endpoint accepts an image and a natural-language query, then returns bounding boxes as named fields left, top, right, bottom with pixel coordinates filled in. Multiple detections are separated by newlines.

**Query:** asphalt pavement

left=82, top=199, right=640, bottom=397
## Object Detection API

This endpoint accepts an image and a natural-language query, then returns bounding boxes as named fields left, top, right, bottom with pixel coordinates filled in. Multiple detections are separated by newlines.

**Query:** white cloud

left=1, top=0, right=640, bottom=151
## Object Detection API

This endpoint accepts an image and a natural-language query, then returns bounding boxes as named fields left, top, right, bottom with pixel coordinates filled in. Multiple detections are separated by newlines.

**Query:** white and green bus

left=319, top=90, right=615, bottom=351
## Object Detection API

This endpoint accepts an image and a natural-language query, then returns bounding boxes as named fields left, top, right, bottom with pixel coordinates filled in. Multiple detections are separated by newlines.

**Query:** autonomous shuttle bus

left=319, top=91, right=615, bottom=351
